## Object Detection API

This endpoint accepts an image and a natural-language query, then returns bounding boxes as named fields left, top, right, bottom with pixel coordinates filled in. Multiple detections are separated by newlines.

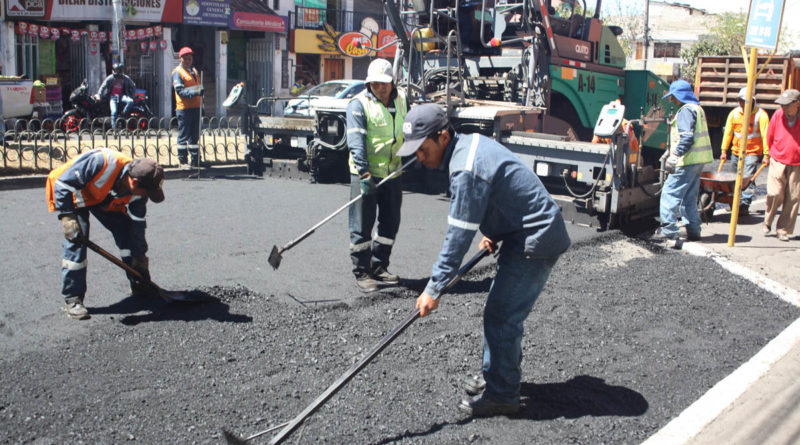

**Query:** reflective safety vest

left=670, top=103, right=713, bottom=166
left=46, top=149, right=133, bottom=214
left=172, top=66, right=202, bottom=110
left=348, top=89, right=407, bottom=177
left=730, top=107, right=768, bottom=156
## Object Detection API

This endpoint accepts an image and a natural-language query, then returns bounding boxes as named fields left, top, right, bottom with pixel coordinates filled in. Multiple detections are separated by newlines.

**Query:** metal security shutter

left=68, top=37, right=89, bottom=94
left=130, top=48, right=162, bottom=116
left=246, top=38, right=273, bottom=114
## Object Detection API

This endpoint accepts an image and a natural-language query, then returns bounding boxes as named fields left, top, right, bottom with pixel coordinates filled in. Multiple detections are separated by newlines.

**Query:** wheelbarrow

left=698, top=163, right=765, bottom=222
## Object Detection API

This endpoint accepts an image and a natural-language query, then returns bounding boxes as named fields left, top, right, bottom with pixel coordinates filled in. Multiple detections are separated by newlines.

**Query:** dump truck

left=230, top=0, right=675, bottom=229
left=694, top=54, right=800, bottom=155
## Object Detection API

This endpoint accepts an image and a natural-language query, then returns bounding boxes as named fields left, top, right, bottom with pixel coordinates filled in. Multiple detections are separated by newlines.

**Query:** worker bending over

left=46, top=149, right=165, bottom=320
left=399, top=104, right=571, bottom=417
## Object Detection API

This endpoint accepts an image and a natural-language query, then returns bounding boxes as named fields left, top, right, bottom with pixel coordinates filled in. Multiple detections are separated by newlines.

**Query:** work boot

left=463, top=375, right=486, bottom=396
left=355, top=275, right=379, bottom=293
left=63, top=298, right=90, bottom=320
left=458, top=394, right=520, bottom=417
left=372, top=267, right=399, bottom=284
left=738, top=205, right=749, bottom=216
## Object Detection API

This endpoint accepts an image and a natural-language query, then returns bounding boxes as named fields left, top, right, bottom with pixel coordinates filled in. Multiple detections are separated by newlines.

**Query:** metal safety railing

left=0, top=115, right=248, bottom=173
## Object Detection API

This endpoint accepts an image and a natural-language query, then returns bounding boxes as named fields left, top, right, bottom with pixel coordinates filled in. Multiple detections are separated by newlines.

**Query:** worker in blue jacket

left=397, top=104, right=571, bottom=417
left=46, top=149, right=165, bottom=320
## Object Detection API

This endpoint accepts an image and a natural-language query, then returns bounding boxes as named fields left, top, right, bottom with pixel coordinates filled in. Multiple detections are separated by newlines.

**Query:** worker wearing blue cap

left=653, top=79, right=713, bottom=243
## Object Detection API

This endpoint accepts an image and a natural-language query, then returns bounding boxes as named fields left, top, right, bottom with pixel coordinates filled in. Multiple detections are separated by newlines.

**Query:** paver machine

left=242, top=0, right=675, bottom=229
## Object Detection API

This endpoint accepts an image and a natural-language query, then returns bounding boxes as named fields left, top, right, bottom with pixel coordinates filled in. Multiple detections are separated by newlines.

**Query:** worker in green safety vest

left=653, top=79, right=713, bottom=244
left=345, top=58, right=408, bottom=292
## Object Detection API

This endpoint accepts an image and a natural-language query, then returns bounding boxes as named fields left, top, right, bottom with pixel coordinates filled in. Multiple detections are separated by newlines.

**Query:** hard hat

left=738, top=87, right=748, bottom=100
left=365, top=58, right=393, bottom=84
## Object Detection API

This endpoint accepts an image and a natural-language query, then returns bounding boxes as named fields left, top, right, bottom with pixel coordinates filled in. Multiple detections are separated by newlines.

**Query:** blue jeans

left=660, top=163, right=705, bottom=238
left=482, top=252, right=558, bottom=404
left=731, top=154, right=761, bottom=206
left=110, top=95, right=134, bottom=127
left=348, top=174, right=402, bottom=276
left=61, top=208, right=148, bottom=301
left=176, top=108, right=201, bottom=162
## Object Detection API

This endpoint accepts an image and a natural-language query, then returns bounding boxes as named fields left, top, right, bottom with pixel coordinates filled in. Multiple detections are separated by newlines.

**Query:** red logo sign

left=336, top=31, right=372, bottom=58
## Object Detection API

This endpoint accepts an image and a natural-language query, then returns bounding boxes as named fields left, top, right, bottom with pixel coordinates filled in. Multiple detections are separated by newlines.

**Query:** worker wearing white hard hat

left=720, top=86, right=771, bottom=214
left=345, top=58, right=409, bottom=292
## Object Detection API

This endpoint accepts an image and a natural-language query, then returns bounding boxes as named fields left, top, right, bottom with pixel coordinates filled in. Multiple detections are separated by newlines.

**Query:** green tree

left=681, top=11, right=795, bottom=80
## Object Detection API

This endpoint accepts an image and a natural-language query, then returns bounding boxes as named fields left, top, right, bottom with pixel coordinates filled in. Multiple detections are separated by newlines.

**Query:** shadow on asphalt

left=89, top=291, right=253, bottom=325
left=518, top=375, right=648, bottom=419
left=701, top=234, right=753, bottom=244
left=375, top=375, right=646, bottom=444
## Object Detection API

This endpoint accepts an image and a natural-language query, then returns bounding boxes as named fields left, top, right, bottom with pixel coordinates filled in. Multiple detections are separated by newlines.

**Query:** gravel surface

left=1, top=174, right=797, bottom=444
left=2, top=230, right=797, bottom=444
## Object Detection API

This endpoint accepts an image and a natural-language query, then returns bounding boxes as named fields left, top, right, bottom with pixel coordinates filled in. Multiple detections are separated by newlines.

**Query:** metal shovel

left=243, top=247, right=491, bottom=444
left=267, top=158, right=415, bottom=270
left=83, top=238, right=202, bottom=303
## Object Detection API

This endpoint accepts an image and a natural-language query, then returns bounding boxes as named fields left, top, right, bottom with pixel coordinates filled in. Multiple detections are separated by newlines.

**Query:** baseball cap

left=178, top=47, right=194, bottom=58
left=397, top=103, right=449, bottom=157
left=775, top=89, right=800, bottom=105
left=129, top=158, right=165, bottom=203
left=365, top=58, right=393, bottom=84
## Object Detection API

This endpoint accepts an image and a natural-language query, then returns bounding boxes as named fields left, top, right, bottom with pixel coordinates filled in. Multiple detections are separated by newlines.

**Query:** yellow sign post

left=727, top=0, right=785, bottom=246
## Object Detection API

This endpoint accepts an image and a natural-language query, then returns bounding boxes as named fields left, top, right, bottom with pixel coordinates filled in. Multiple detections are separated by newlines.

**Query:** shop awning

left=229, top=0, right=286, bottom=33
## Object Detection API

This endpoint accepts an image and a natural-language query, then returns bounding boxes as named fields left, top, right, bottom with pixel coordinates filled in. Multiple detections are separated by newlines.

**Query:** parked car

left=283, top=80, right=366, bottom=116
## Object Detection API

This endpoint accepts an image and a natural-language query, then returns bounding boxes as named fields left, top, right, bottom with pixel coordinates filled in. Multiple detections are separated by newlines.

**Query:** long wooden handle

left=751, top=163, right=766, bottom=181
left=717, top=157, right=726, bottom=173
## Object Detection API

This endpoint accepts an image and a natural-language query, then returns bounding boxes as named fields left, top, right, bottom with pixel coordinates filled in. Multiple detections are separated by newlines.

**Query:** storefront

left=4, top=0, right=182, bottom=118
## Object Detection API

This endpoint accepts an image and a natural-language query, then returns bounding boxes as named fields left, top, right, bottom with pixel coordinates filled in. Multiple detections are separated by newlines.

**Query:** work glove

left=197, top=87, right=205, bottom=97
left=664, top=154, right=679, bottom=174
left=127, top=255, right=155, bottom=298
left=360, top=174, right=377, bottom=196
left=60, top=214, right=82, bottom=241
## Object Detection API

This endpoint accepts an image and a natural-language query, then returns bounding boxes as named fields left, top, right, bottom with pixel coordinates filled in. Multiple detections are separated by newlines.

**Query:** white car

left=284, top=80, right=366, bottom=116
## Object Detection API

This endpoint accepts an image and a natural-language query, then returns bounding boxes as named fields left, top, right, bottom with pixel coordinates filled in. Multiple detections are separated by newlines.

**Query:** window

left=653, top=42, right=681, bottom=58
left=16, top=34, right=39, bottom=80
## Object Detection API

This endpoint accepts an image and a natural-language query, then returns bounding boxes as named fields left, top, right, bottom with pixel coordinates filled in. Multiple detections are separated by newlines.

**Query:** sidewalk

left=656, top=199, right=800, bottom=445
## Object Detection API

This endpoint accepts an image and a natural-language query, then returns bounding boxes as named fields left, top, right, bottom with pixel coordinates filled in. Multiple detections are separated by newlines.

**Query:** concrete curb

left=0, top=164, right=251, bottom=191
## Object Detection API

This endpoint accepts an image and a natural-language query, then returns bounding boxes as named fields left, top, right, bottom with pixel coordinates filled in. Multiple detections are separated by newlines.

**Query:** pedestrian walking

left=172, top=47, right=205, bottom=169
left=399, top=104, right=571, bottom=417
left=46, top=149, right=166, bottom=320
left=654, top=80, right=713, bottom=242
left=345, top=58, right=408, bottom=292
left=719, top=87, right=770, bottom=215
left=764, top=89, right=800, bottom=241
left=96, top=63, right=137, bottom=129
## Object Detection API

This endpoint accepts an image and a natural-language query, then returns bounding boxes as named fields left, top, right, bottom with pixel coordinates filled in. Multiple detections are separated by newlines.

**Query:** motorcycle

left=60, top=79, right=153, bottom=133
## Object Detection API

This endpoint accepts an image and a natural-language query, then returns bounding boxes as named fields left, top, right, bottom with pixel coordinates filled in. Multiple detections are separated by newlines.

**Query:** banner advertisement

left=6, top=0, right=45, bottom=18
left=229, top=11, right=285, bottom=33
left=184, top=0, right=230, bottom=26
left=46, top=0, right=182, bottom=23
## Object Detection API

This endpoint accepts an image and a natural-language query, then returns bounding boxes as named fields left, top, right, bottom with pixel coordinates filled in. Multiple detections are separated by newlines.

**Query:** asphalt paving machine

left=230, top=0, right=676, bottom=229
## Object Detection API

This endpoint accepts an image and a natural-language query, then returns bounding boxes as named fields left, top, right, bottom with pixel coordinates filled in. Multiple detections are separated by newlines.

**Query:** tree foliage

left=599, top=3, right=644, bottom=59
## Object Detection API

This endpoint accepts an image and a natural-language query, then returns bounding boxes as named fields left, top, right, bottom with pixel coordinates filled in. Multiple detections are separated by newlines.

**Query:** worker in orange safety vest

left=720, top=87, right=771, bottom=214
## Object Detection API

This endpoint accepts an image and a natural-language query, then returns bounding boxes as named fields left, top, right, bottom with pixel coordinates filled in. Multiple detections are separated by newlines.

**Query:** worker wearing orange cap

left=172, top=47, right=204, bottom=169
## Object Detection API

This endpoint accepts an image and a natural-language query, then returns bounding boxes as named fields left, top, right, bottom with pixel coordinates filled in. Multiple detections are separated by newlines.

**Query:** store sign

left=293, top=29, right=338, bottom=54
left=6, top=0, right=45, bottom=18
left=377, top=30, right=398, bottom=58
left=336, top=31, right=372, bottom=58
left=229, top=11, right=285, bottom=33
left=184, top=0, right=230, bottom=27
left=46, top=0, right=183, bottom=23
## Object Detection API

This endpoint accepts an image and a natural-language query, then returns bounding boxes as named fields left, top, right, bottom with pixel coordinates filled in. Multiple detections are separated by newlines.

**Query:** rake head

left=222, top=429, right=248, bottom=445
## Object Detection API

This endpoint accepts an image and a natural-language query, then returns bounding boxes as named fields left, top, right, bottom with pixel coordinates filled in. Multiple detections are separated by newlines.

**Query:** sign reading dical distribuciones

left=744, top=0, right=785, bottom=50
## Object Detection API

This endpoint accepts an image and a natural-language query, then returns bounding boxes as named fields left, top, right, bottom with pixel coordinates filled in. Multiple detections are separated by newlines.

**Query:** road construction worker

left=653, top=80, right=713, bottom=243
left=46, top=149, right=165, bottom=320
left=345, top=58, right=408, bottom=292
left=399, top=103, right=571, bottom=417
left=720, top=87, right=770, bottom=215
left=96, top=63, right=136, bottom=129
left=172, top=47, right=205, bottom=169
left=764, top=89, right=800, bottom=242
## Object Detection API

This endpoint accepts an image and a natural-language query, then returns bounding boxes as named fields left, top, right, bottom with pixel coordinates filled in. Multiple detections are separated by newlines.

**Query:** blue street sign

left=745, top=0, right=785, bottom=50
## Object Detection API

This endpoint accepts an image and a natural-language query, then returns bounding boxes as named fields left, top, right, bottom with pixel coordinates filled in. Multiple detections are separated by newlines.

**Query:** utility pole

left=111, top=0, right=125, bottom=65
left=643, top=0, right=650, bottom=70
